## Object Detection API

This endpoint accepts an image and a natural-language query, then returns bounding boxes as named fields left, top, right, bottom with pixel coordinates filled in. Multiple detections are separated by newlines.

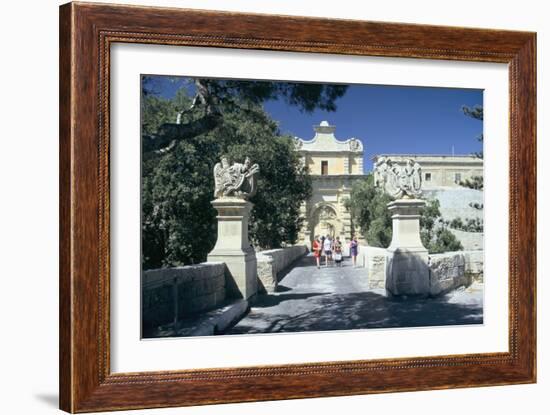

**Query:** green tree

left=459, top=175, right=484, bottom=190
left=447, top=217, right=484, bottom=233
left=141, top=85, right=316, bottom=269
left=420, top=199, right=463, bottom=253
left=213, top=108, right=312, bottom=249
left=344, top=174, right=393, bottom=248
left=142, top=78, right=348, bottom=155
left=461, top=104, right=484, bottom=159
left=345, top=175, right=463, bottom=254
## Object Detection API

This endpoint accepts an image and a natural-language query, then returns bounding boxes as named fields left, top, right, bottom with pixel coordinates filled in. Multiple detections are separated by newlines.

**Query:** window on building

left=454, top=173, right=462, bottom=183
left=425, top=172, right=432, bottom=181
left=321, top=160, right=328, bottom=175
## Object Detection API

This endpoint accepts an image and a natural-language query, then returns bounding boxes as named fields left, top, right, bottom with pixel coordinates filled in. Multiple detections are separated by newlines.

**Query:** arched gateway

left=310, top=203, right=342, bottom=242
left=293, top=121, right=365, bottom=249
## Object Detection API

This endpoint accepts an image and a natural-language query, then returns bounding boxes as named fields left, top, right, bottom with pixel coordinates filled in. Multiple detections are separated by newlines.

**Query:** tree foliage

left=344, top=174, right=393, bottom=248
left=142, top=77, right=348, bottom=154
left=459, top=175, right=484, bottom=190
left=345, top=175, right=463, bottom=254
left=446, top=217, right=484, bottom=233
left=461, top=104, right=484, bottom=159
left=420, top=199, right=463, bottom=253
left=141, top=80, right=337, bottom=269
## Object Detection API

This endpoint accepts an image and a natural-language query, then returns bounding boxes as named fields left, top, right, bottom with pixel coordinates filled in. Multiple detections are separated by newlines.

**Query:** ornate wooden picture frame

left=59, top=2, right=536, bottom=412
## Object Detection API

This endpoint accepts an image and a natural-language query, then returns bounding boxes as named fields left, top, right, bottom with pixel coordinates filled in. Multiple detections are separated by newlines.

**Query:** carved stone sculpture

left=349, top=138, right=361, bottom=151
left=213, top=157, right=260, bottom=199
left=379, top=158, right=429, bottom=297
left=374, top=157, right=422, bottom=199
left=208, top=157, right=260, bottom=300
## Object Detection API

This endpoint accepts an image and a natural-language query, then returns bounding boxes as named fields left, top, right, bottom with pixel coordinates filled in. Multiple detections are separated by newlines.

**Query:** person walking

left=350, top=235, right=359, bottom=267
left=323, top=234, right=333, bottom=267
left=320, top=235, right=326, bottom=265
left=312, top=235, right=322, bottom=269
left=333, top=236, right=343, bottom=267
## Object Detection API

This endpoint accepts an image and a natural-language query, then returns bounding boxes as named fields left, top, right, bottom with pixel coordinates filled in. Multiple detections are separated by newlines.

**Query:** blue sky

left=145, top=76, right=483, bottom=171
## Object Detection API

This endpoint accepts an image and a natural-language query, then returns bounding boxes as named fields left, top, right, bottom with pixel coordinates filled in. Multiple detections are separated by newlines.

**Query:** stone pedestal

left=207, top=198, right=257, bottom=300
left=302, top=230, right=312, bottom=251
left=385, top=199, right=430, bottom=296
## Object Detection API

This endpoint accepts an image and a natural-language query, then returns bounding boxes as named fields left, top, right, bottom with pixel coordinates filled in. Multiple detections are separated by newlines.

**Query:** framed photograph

left=59, top=2, right=536, bottom=412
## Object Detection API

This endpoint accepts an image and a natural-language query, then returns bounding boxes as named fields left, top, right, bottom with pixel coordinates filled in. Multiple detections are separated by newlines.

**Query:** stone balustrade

left=256, top=245, right=308, bottom=292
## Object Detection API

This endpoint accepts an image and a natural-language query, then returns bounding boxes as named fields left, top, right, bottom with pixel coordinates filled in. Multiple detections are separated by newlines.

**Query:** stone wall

left=256, top=245, right=308, bottom=292
left=449, top=229, right=484, bottom=251
left=357, top=245, right=484, bottom=294
left=142, top=262, right=227, bottom=330
left=428, top=252, right=470, bottom=296
left=423, top=188, right=483, bottom=222
left=357, top=245, right=387, bottom=289
left=464, top=250, right=484, bottom=281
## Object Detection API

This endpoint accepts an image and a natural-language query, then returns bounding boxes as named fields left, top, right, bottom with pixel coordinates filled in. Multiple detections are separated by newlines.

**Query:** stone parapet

left=356, top=246, right=483, bottom=295
left=142, top=262, right=227, bottom=332
left=357, top=245, right=387, bottom=289
left=463, top=250, right=484, bottom=281
left=256, top=245, right=308, bottom=293
left=428, top=252, right=469, bottom=296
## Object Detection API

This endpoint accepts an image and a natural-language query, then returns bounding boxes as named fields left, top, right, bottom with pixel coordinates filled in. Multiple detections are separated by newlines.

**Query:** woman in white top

left=323, top=235, right=333, bottom=267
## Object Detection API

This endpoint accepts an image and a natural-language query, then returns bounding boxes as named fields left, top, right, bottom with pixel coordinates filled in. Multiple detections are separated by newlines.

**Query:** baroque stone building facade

left=295, top=121, right=364, bottom=248
left=372, top=154, right=483, bottom=189
left=372, top=154, right=484, bottom=252
left=294, top=123, right=484, bottom=250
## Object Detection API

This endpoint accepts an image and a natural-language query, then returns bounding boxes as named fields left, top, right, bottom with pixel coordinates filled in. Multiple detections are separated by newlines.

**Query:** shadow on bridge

left=227, top=290, right=483, bottom=335
left=275, top=254, right=319, bottom=283
left=251, top=291, right=326, bottom=308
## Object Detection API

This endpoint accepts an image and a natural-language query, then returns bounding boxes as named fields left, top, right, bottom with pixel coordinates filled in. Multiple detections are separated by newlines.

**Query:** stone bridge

left=142, top=246, right=483, bottom=338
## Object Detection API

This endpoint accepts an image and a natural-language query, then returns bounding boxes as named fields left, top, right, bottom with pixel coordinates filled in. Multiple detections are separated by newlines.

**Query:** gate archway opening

left=309, top=203, right=343, bottom=245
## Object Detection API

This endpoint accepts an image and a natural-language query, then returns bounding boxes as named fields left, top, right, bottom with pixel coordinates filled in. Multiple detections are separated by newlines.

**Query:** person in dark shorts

left=323, top=234, right=333, bottom=267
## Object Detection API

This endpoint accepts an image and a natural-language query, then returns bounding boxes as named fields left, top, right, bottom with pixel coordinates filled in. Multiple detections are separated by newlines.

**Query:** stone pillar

left=385, top=199, right=430, bottom=297
left=302, top=230, right=312, bottom=250
left=356, top=156, right=364, bottom=174
left=343, top=156, right=350, bottom=174
left=207, top=198, right=257, bottom=300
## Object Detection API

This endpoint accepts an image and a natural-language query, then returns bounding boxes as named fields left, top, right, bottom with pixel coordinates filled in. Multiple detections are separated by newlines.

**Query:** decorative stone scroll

left=349, top=138, right=361, bottom=152
left=374, top=157, right=422, bottom=199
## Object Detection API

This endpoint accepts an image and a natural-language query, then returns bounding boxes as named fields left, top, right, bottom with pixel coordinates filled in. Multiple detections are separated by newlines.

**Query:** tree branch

left=142, top=112, right=223, bottom=154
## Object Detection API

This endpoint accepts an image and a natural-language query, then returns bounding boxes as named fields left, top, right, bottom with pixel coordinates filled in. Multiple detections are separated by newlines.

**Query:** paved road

left=226, top=254, right=483, bottom=334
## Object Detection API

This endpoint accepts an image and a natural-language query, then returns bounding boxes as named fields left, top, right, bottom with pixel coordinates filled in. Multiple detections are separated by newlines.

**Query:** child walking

left=333, top=236, right=343, bottom=267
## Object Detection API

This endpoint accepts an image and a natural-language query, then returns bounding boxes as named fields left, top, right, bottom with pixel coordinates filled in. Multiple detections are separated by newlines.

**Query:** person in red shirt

left=312, top=235, right=322, bottom=269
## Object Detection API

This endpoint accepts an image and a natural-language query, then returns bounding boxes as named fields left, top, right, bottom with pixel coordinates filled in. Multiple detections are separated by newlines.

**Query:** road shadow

left=251, top=291, right=326, bottom=308
left=228, top=290, right=483, bottom=334
left=276, top=254, right=318, bottom=282
left=274, top=284, right=292, bottom=292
